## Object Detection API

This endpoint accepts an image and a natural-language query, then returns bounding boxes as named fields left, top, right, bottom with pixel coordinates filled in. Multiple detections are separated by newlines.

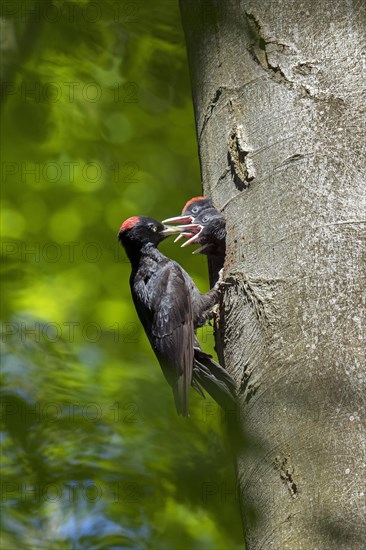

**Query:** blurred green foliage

left=1, top=1, right=244, bottom=548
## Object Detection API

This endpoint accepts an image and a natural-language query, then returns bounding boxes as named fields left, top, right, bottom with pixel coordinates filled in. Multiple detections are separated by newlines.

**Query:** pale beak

left=162, top=215, right=194, bottom=224
left=174, top=232, right=193, bottom=243
left=192, top=244, right=211, bottom=254
left=160, top=225, right=184, bottom=237
left=178, top=224, right=203, bottom=247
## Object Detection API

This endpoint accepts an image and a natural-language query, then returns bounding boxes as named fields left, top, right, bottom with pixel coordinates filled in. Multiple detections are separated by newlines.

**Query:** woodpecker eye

left=202, top=216, right=209, bottom=223
left=191, top=206, right=199, bottom=214
left=151, top=225, right=157, bottom=232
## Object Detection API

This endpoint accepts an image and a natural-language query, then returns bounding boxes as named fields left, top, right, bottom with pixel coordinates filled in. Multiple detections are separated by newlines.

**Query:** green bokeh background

left=1, top=1, right=243, bottom=548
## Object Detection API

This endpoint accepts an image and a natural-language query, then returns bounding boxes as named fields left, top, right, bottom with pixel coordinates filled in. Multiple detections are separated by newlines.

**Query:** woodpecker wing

left=132, top=262, right=194, bottom=416
left=151, top=265, right=194, bottom=416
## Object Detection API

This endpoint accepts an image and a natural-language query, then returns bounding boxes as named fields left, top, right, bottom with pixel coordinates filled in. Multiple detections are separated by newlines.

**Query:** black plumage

left=118, top=216, right=235, bottom=416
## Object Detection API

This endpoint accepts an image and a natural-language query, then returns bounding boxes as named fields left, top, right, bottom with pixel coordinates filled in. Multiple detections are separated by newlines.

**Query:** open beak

left=174, top=232, right=193, bottom=243
left=162, top=215, right=194, bottom=224
left=160, top=225, right=185, bottom=237
left=176, top=223, right=203, bottom=247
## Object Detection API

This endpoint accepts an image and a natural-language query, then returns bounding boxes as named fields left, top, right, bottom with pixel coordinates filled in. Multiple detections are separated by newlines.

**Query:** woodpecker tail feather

left=172, top=380, right=190, bottom=417
left=193, top=348, right=236, bottom=412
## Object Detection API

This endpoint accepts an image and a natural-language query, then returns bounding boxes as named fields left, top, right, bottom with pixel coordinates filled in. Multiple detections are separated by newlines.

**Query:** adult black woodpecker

left=118, top=216, right=236, bottom=416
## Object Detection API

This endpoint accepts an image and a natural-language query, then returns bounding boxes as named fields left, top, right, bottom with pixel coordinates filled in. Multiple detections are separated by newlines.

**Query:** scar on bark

left=245, top=11, right=292, bottom=86
left=274, top=455, right=298, bottom=499
left=227, top=125, right=256, bottom=190
left=199, top=87, right=222, bottom=140
left=244, top=11, right=317, bottom=97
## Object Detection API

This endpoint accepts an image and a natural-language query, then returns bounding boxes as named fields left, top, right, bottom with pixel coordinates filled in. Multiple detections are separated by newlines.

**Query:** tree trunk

left=180, top=1, right=365, bottom=548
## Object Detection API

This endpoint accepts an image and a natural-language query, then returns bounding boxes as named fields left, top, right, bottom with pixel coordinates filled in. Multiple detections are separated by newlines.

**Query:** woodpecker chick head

left=176, top=207, right=226, bottom=253
left=162, top=196, right=213, bottom=224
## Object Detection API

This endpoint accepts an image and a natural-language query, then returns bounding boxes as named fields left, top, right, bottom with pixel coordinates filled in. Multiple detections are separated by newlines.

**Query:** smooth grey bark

left=180, top=1, right=365, bottom=548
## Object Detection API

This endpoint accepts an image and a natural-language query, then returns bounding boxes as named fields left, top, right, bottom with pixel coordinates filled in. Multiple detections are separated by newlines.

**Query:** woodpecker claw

left=217, top=268, right=225, bottom=286
left=215, top=268, right=231, bottom=291
left=210, top=303, right=220, bottom=319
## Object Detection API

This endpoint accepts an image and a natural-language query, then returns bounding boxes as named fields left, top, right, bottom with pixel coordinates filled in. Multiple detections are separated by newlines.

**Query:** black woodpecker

left=164, top=199, right=226, bottom=286
left=118, top=216, right=236, bottom=416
